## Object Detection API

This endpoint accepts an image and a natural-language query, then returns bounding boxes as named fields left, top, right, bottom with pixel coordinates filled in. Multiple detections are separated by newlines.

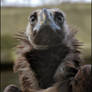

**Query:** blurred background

left=1, top=0, right=91, bottom=92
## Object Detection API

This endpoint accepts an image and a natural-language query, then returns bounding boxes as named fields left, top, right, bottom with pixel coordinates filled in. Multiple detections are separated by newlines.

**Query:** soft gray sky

left=1, top=0, right=91, bottom=7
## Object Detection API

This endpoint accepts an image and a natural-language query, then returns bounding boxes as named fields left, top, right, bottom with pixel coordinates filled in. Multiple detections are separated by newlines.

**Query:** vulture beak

left=33, top=8, right=61, bottom=34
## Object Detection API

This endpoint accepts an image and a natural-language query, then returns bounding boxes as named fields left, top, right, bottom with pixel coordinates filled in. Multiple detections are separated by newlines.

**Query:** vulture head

left=26, top=8, right=69, bottom=49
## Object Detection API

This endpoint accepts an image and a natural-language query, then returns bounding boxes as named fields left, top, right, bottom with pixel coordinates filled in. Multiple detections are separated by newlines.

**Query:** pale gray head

left=26, top=8, right=69, bottom=49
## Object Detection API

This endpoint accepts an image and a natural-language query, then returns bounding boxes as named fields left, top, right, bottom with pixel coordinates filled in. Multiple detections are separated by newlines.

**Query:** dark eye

left=30, top=12, right=37, bottom=24
left=57, top=15, right=63, bottom=22
left=55, top=12, right=64, bottom=23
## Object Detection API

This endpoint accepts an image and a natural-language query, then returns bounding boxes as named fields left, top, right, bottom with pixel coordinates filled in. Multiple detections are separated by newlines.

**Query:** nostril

left=50, top=13, right=52, bottom=17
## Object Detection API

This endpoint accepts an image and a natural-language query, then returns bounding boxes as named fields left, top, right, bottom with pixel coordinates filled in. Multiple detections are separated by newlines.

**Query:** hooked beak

left=33, top=8, right=61, bottom=34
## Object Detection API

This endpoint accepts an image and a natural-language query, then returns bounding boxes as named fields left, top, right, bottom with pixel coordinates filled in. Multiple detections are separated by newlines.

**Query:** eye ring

left=57, top=15, right=63, bottom=22
left=54, top=12, right=64, bottom=23
left=31, top=16, right=35, bottom=22
left=30, top=12, right=37, bottom=24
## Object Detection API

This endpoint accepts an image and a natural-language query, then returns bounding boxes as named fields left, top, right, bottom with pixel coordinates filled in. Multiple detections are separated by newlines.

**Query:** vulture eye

left=57, top=15, right=63, bottom=21
left=55, top=12, right=64, bottom=23
left=30, top=12, right=37, bottom=24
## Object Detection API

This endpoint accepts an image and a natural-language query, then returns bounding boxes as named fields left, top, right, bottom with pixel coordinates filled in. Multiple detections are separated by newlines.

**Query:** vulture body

left=4, top=8, right=92, bottom=92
